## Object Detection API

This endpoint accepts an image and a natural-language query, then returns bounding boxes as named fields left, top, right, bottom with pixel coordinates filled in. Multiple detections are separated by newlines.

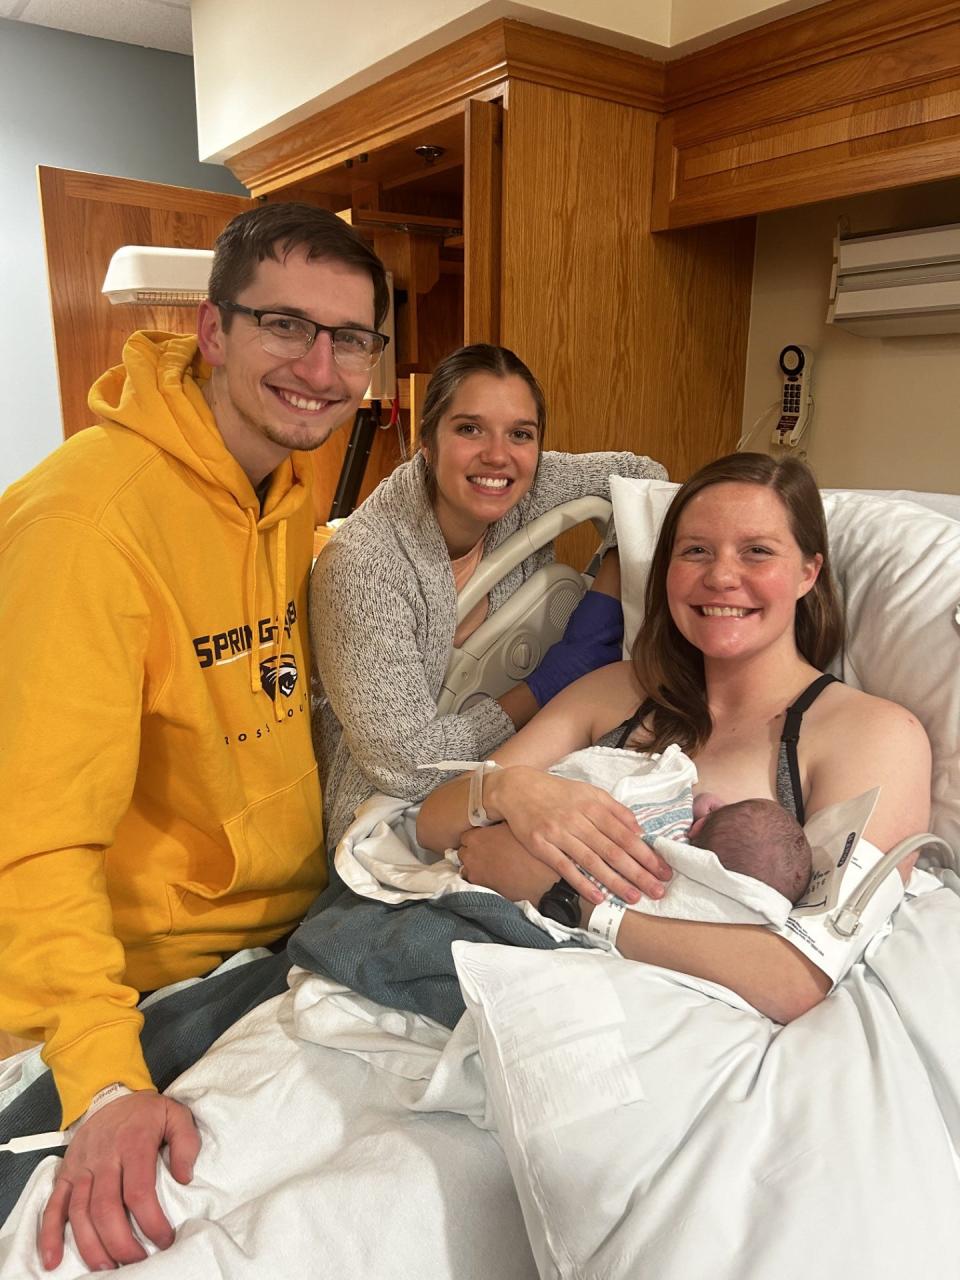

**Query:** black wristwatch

left=537, top=878, right=581, bottom=928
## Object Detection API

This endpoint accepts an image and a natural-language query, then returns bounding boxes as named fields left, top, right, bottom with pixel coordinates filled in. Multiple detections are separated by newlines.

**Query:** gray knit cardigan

left=311, top=449, right=667, bottom=853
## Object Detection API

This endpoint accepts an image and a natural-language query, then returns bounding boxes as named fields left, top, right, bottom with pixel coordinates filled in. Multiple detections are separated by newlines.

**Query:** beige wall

left=670, top=0, right=820, bottom=47
left=741, top=179, right=960, bottom=494
left=191, top=0, right=817, bottom=162
left=191, top=0, right=665, bottom=162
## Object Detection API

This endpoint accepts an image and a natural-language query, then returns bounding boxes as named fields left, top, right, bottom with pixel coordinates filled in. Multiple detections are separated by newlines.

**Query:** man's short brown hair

left=208, top=203, right=389, bottom=329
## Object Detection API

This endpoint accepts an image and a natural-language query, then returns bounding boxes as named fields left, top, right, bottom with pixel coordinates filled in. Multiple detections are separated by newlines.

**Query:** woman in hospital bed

left=310, top=343, right=666, bottom=855
left=416, top=451, right=931, bottom=1022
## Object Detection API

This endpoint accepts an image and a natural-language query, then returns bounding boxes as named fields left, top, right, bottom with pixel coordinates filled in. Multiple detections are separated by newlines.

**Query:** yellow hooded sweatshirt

left=0, top=333, right=326, bottom=1125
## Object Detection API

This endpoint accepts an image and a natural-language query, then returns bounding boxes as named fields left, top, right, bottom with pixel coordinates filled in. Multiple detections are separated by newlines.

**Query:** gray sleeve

left=520, top=450, right=668, bottom=522
left=310, top=538, right=515, bottom=804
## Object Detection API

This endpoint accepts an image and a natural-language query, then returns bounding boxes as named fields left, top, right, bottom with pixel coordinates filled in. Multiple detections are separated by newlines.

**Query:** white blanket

left=0, top=969, right=534, bottom=1280
left=552, top=743, right=796, bottom=927
left=3, top=786, right=957, bottom=1280
left=454, top=881, right=960, bottom=1280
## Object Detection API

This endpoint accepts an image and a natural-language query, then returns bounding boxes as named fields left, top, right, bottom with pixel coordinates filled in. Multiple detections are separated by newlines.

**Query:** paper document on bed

left=775, top=787, right=903, bottom=984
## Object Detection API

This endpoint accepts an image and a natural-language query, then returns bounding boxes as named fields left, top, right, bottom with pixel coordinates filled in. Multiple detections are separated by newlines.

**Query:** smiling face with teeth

left=197, top=247, right=375, bottom=484
left=424, top=371, right=541, bottom=556
left=666, top=481, right=822, bottom=666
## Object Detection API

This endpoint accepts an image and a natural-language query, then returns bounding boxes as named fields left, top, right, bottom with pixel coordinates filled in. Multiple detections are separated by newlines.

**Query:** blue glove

left=526, top=590, right=625, bottom=708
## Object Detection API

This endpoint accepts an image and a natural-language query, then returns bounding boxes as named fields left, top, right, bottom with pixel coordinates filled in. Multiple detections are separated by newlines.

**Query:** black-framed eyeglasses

left=215, top=300, right=389, bottom=372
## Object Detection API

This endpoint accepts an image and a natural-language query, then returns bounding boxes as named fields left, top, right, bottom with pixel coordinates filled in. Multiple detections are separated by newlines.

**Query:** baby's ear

left=688, top=815, right=707, bottom=841
left=691, top=791, right=725, bottom=822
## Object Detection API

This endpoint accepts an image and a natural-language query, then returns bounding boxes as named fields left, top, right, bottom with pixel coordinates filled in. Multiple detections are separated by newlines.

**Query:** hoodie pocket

left=183, top=766, right=323, bottom=901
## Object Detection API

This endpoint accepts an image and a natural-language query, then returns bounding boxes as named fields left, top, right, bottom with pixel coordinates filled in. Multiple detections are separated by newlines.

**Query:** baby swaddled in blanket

left=302, top=741, right=903, bottom=1037
left=535, top=744, right=811, bottom=939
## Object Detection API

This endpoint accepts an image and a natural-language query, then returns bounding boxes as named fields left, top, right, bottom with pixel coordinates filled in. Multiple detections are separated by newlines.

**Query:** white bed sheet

left=6, top=886, right=958, bottom=1280
left=2, top=819, right=959, bottom=1279
left=0, top=974, right=536, bottom=1280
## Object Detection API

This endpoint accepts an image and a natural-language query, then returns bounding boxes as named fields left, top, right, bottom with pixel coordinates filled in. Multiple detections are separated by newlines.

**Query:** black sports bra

left=613, top=673, right=839, bottom=826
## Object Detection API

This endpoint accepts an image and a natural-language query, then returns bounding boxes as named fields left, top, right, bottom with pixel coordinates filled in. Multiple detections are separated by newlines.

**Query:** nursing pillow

left=609, top=476, right=960, bottom=861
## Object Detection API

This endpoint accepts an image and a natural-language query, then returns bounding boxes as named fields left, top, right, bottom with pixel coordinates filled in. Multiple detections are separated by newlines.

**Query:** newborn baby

left=544, top=745, right=813, bottom=929
left=690, top=794, right=813, bottom=906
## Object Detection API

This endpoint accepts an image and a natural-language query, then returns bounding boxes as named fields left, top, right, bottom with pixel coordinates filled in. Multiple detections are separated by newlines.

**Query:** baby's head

left=689, top=796, right=812, bottom=905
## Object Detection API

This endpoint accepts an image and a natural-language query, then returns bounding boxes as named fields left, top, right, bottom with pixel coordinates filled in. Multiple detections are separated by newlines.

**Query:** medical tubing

left=830, top=833, right=954, bottom=938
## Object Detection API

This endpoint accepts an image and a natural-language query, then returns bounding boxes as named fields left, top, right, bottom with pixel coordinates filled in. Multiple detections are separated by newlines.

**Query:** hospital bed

left=1, top=480, right=958, bottom=1280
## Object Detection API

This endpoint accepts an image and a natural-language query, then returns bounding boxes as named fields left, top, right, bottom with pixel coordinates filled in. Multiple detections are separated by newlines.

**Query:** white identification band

left=84, top=1082, right=136, bottom=1119
left=468, top=760, right=500, bottom=827
left=416, top=759, right=502, bottom=829
left=3, top=1084, right=151, bottom=1151
left=67, top=1082, right=146, bottom=1136
left=588, top=899, right=627, bottom=947
left=0, top=1129, right=70, bottom=1155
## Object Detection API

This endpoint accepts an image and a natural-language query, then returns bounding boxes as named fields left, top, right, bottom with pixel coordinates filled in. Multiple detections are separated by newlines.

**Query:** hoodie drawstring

left=245, top=510, right=261, bottom=696
left=271, top=518, right=287, bottom=724
left=247, top=501, right=290, bottom=723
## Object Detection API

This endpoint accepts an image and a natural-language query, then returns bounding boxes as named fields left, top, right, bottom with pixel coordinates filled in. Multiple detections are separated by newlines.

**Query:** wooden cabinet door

left=37, top=166, right=252, bottom=437
left=463, top=97, right=502, bottom=345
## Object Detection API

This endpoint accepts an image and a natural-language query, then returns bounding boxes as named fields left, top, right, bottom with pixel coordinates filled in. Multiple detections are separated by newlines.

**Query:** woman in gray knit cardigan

left=310, top=344, right=666, bottom=853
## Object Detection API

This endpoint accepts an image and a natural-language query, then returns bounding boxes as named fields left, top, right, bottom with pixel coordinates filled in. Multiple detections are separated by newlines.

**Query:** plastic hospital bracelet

left=418, top=759, right=502, bottom=828
left=0, top=1084, right=146, bottom=1154
left=588, top=898, right=628, bottom=947
left=67, top=1082, right=152, bottom=1136
left=0, top=1130, right=70, bottom=1154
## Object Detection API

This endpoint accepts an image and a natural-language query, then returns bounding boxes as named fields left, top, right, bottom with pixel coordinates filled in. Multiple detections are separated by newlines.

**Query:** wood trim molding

left=463, top=98, right=502, bottom=345
left=228, top=20, right=664, bottom=196
left=500, top=22, right=664, bottom=113
left=227, top=0, right=960, bottom=227
left=665, top=0, right=960, bottom=111
left=654, top=0, right=960, bottom=228
left=229, top=23, right=507, bottom=196
left=58, top=169, right=251, bottom=216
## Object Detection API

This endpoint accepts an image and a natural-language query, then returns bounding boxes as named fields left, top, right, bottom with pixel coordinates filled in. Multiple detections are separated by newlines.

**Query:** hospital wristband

left=587, top=899, right=627, bottom=947
left=468, top=760, right=501, bottom=827
left=68, top=1082, right=155, bottom=1134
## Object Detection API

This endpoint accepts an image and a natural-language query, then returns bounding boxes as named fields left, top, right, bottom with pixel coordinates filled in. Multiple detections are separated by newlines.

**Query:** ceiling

left=0, top=0, right=192, bottom=55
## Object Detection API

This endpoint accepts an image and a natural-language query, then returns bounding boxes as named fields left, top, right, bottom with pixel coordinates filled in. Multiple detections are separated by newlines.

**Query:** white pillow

left=453, top=941, right=774, bottom=1280
left=452, top=917, right=960, bottom=1280
left=609, top=477, right=960, bottom=859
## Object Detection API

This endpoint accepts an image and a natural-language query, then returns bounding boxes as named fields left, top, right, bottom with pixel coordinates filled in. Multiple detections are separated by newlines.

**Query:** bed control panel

left=438, top=565, right=585, bottom=715
left=774, top=344, right=814, bottom=447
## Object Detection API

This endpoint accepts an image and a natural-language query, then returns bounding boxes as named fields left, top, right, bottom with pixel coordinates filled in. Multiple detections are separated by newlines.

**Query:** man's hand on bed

left=39, top=1092, right=199, bottom=1272
left=483, top=766, right=672, bottom=904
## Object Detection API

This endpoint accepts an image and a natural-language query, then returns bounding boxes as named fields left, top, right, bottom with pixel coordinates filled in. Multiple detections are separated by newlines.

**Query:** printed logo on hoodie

left=193, top=601, right=298, bottom=670
left=259, top=654, right=299, bottom=700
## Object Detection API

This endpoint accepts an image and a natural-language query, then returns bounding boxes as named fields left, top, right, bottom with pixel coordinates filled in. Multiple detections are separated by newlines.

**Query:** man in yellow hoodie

left=0, top=203, right=389, bottom=1269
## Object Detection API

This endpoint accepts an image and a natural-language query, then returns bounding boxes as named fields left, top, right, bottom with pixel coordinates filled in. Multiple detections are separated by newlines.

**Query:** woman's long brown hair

left=630, top=453, right=844, bottom=755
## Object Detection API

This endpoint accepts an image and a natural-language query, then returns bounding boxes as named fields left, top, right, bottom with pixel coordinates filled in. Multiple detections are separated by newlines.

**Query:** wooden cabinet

left=40, top=20, right=761, bottom=555
left=652, top=0, right=960, bottom=229
left=39, top=4, right=960, bottom=539
left=224, top=20, right=756, bottom=560
left=37, top=167, right=250, bottom=440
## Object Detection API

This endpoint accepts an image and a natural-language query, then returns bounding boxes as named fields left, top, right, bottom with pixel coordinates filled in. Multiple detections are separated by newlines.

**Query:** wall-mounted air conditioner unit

left=827, top=222, right=960, bottom=337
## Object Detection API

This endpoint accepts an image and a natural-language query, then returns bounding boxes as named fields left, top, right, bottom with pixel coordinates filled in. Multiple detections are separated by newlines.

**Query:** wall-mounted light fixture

left=102, top=246, right=214, bottom=305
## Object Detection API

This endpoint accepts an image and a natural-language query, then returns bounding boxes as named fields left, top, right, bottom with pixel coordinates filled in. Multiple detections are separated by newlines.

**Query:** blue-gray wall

left=0, top=18, right=247, bottom=490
